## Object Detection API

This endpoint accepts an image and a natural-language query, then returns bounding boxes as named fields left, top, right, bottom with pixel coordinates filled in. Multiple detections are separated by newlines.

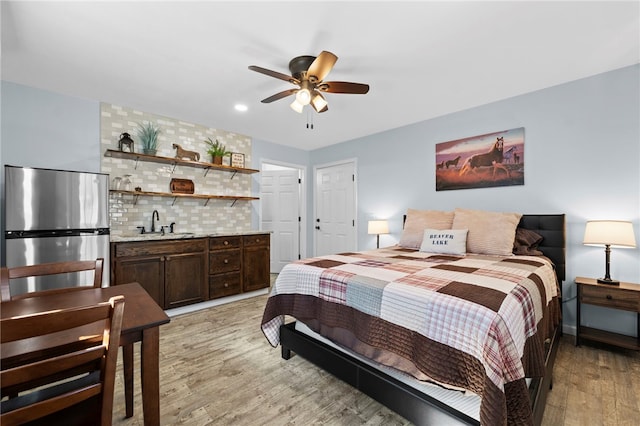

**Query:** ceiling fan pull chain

left=306, top=109, right=314, bottom=130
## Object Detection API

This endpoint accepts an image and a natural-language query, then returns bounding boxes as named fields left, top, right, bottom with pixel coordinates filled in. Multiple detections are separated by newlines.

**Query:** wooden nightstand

left=575, top=276, right=640, bottom=350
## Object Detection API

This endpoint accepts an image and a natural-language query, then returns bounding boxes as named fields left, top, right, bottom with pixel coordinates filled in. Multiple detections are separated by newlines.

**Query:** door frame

left=259, top=158, right=307, bottom=262
left=313, top=158, right=358, bottom=256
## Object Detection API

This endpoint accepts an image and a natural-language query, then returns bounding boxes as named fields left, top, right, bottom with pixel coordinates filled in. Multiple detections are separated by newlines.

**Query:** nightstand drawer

left=580, top=285, right=640, bottom=312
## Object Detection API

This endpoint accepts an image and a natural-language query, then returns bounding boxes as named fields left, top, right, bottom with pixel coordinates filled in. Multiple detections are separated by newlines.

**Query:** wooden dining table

left=0, top=282, right=170, bottom=426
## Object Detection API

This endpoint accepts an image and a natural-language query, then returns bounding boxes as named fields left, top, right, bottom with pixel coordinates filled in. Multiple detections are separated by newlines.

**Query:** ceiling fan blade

left=248, top=65, right=299, bottom=84
left=307, top=51, right=338, bottom=83
left=260, top=89, right=297, bottom=103
left=319, top=81, right=370, bottom=94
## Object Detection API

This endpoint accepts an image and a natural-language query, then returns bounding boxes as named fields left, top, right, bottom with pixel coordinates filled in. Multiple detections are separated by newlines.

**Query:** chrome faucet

left=151, top=210, right=159, bottom=232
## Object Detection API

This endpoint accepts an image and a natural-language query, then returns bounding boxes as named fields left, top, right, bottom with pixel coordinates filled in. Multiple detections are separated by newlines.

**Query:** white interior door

left=315, top=161, right=356, bottom=256
left=261, top=167, right=301, bottom=273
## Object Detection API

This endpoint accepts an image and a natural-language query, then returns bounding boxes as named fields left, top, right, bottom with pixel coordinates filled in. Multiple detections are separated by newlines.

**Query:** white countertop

left=110, top=230, right=270, bottom=243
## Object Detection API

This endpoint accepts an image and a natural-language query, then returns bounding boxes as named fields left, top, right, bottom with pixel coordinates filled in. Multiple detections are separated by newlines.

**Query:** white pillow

left=399, top=209, right=455, bottom=249
left=419, top=229, right=468, bottom=255
left=452, top=208, right=522, bottom=256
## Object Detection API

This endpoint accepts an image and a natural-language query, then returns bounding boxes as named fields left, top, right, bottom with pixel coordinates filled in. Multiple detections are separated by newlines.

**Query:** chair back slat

left=1, top=302, right=111, bottom=342
left=0, top=258, right=104, bottom=302
left=2, top=346, right=105, bottom=389
left=2, top=385, right=102, bottom=425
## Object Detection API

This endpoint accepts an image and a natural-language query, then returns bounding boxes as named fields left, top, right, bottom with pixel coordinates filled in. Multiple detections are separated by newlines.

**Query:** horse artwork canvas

left=435, top=127, right=525, bottom=191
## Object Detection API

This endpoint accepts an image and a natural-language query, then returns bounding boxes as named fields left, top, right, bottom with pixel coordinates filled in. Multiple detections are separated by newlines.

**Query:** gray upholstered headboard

left=402, top=213, right=566, bottom=283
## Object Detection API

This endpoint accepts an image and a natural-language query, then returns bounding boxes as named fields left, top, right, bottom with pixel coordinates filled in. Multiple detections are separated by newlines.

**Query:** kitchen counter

left=110, top=230, right=270, bottom=243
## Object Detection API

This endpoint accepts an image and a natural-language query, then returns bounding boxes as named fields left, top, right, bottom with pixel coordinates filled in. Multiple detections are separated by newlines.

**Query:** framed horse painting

left=435, top=127, right=525, bottom=191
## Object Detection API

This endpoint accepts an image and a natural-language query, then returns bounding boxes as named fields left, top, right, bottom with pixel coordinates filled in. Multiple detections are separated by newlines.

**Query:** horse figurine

left=445, top=155, right=461, bottom=169
left=173, top=144, right=200, bottom=161
left=459, top=137, right=510, bottom=178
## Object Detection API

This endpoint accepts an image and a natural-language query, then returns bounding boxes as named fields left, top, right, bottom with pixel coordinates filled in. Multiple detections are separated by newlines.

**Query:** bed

left=261, top=211, right=565, bottom=426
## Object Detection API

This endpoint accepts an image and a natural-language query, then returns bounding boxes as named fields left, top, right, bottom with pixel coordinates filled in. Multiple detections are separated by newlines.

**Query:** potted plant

left=205, top=137, right=230, bottom=165
left=137, top=122, right=161, bottom=155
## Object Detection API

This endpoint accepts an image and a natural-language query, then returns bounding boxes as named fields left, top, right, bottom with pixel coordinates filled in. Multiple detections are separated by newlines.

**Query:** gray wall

left=2, top=64, right=639, bottom=337
left=0, top=81, right=100, bottom=263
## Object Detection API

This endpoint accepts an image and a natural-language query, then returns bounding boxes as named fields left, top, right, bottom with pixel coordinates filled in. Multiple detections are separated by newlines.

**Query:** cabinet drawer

left=209, top=272, right=241, bottom=299
left=242, top=234, right=270, bottom=247
left=114, top=238, right=206, bottom=257
left=209, top=236, right=241, bottom=251
left=209, top=249, right=241, bottom=274
left=580, top=285, right=640, bottom=312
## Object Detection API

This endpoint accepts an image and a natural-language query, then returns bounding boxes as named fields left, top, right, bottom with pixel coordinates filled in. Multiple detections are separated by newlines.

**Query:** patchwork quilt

left=261, top=246, right=561, bottom=426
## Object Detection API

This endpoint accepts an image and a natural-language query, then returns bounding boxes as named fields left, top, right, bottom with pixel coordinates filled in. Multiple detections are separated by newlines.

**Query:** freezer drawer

left=5, top=233, right=110, bottom=296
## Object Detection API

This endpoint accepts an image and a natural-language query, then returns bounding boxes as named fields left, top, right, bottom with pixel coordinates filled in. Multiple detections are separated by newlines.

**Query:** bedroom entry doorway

left=314, top=160, right=357, bottom=256
left=261, top=161, right=306, bottom=273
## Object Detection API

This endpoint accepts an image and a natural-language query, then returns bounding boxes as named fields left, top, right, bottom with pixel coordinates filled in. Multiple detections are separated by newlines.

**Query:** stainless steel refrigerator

left=4, top=165, right=110, bottom=296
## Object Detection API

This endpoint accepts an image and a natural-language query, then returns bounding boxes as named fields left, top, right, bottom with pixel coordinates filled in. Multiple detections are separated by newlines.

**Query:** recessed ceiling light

left=234, top=104, right=248, bottom=112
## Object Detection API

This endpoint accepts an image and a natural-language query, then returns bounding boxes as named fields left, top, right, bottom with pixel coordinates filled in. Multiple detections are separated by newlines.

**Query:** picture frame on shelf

left=231, top=152, right=245, bottom=168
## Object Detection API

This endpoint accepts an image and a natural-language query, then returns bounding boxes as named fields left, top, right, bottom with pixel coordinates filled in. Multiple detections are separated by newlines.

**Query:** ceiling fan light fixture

left=311, top=93, right=328, bottom=111
left=295, top=88, right=311, bottom=105
left=290, top=99, right=304, bottom=113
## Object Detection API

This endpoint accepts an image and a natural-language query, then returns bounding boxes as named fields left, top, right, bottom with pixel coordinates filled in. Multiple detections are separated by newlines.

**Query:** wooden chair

left=0, top=258, right=104, bottom=302
left=0, top=295, right=125, bottom=426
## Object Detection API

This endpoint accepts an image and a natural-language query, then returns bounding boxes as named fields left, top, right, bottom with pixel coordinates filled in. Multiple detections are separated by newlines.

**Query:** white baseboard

left=165, top=288, right=269, bottom=318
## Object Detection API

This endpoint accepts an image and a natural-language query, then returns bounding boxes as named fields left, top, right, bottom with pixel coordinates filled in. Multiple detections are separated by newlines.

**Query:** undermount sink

left=163, top=232, right=195, bottom=238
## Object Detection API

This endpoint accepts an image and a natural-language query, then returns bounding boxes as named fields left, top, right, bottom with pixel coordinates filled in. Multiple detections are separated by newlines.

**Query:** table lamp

left=583, top=220, right=636, bottom=285
left=368, top=220, right=389, bottom=249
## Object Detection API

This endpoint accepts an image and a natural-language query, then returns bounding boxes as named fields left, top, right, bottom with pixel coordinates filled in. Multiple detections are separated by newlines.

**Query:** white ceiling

left=2, top=1, right=638, bottom=151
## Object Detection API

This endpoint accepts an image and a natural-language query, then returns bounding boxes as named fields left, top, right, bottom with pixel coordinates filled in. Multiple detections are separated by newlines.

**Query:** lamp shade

left=368, top=220, right=389, bottom=235
left=583, top=220, right=636, bottom=248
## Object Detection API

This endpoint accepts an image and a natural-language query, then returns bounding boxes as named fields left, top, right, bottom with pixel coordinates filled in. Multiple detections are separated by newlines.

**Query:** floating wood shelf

left=110, top=189, right=258, bottom=207
left=104, top=149, right=259, bottom=176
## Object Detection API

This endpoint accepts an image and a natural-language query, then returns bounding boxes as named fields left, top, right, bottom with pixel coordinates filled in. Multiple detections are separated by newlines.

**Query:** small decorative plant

left=205, top=137, right=230, bottom=164
left=137, top=122, right=161, bottom=155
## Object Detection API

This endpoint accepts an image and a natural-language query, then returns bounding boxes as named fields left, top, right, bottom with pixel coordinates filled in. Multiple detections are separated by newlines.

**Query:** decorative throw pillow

left=451, top=208, right=522, bottom=256
left=419, top=229, right=468, bottom=255
left=513, top=227, right=544, bottom=256
left=399, top=209, right=455, bottom=249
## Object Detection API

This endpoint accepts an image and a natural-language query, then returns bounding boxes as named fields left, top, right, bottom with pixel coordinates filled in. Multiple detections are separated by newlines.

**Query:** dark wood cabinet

left=113, top=255, right=165, bottom=307
left=242, top=234, right=270, bottom=292
left=209, top=236, right=242, bottom=299
left=112, top=233, right=269, bottom=309
left=165, top=251, right=207, bottom=309
left=111, top=239, right=208, bottom=309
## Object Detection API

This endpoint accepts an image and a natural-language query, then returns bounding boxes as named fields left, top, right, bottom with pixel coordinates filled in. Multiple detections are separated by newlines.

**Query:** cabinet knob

left=224, top=283, right=229, bottom=288
left=256, top=238, right=260, bottom=243
left=224, top=259, right=229, bottom=264
left=606, top=294, right=613, bottom=300
left=224, top=240, right=229, bottom=246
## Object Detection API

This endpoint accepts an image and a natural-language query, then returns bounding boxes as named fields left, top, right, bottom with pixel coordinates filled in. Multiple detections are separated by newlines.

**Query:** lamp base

left=597, top=277, right=620, bottom=285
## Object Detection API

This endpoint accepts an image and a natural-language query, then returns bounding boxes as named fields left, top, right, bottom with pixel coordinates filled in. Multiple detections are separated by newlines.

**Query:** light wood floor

left=112, top=293, right=640, bottom=425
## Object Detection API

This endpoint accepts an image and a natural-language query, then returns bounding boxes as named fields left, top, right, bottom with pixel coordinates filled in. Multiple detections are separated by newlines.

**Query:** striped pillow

left=452, top=208, right=522, bottom=256
left=399, top=209, right=455, bottom=249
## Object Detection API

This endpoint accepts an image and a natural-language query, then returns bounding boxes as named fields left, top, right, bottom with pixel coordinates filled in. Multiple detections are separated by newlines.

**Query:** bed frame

left=279, top=214, right=565, bottom=426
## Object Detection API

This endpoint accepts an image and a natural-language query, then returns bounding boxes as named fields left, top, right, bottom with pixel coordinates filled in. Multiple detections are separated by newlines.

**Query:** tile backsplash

left=100, top=103, right=253, bottom=237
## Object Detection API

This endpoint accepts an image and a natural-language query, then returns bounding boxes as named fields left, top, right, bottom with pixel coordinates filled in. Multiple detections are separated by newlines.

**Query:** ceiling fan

left=248, top=51, right=369, bottom=114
